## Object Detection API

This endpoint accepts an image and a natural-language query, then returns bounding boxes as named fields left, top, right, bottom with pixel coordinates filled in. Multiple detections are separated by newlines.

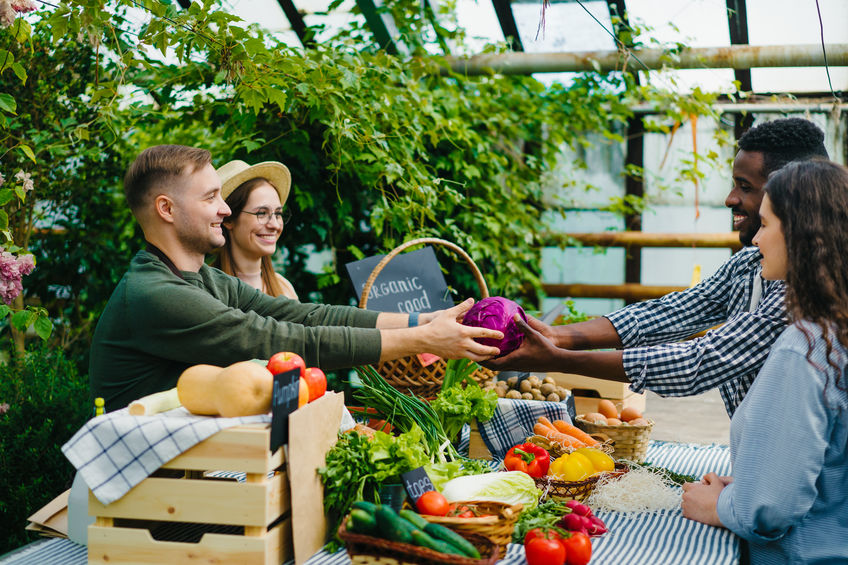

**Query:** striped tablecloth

left=0, top=441, right=737, bottom=565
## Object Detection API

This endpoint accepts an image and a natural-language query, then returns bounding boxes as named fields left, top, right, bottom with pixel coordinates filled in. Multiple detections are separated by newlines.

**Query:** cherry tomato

left=525, top=537, right=566, bottom=565
left=415, top=490, right=450, bottom=516
left=562, top=531, right=592, bottom=565
left=524, top=527, right=562, bottom=546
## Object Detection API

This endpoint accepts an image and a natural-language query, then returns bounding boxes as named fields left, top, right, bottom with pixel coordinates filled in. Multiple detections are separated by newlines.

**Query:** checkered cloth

left=477, top=398, right=574, bottom=461
left=61, top=408, right=273, bottom=505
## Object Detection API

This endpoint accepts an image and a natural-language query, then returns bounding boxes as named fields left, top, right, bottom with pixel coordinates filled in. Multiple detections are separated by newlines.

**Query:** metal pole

left=445, top=43, right=848, bottom=75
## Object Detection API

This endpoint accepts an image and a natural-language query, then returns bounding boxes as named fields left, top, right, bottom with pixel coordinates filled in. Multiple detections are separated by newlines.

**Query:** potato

left=532, top=390, right=545, bottom=401
left=539, top=383, right=556, bottom=396
left=519, top=379, right=533, bottom=393
left=506, top=376, right=519, bottom=388
left=505, top=390, right=522, bottom=399
left=556, top=386, right=570, bottom=399
left=495, top=387, right=506, bottom=398
left=546, top=392, right=561, bottom=402
left=542, top=376, right=555, bottom=385
left=521, top=392, right=534, bottom=400
left=527, top=375, right=541, bottom=387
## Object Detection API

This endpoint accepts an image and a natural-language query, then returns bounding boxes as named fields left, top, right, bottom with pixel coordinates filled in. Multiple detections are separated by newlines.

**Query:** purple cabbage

left=461, top=296, right=527, bottom=357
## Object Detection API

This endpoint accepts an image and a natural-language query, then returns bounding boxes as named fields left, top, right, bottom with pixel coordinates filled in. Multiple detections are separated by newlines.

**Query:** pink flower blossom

left=0, top=2, right=15, bottom=28
left=0, top=402, right=9, bottom=416
left=14, top=170, right=33, bottom=192
left=10, top=0, right=36, bottom=13
left=0, top=249, right=35, bottom=304
left=0, top=172, right=5, bottom=188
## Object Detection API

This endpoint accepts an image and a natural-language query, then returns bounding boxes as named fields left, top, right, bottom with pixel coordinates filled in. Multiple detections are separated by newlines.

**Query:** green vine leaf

left=34, top=314, right=54, bottom=341
left=0, top=93, right=16, bottom=114
left=10, top=309, right=34, bottom=332
left=19, top=144, right=36, bottom=163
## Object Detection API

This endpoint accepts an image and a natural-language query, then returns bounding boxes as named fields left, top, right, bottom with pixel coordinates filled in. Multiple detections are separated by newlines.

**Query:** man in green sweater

left=90, top=145, right=502, bottom=410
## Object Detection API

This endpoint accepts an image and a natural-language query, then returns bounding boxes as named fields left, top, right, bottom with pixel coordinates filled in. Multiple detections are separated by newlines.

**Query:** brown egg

left=581, top=412, right=608, bottom=425
left=627, top=417, right=649, bottom=427
left=605, top=417, right=622, bottom=426
left=597, top=399, right=619, bottom=419
left=619, top=406, right=643, bottom=422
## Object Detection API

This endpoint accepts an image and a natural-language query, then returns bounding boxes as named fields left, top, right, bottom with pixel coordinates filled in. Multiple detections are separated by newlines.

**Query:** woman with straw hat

left=212, top=159, right=298, bottom=299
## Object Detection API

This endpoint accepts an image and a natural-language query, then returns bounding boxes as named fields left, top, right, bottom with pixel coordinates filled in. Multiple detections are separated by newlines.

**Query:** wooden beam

left=542, top=231, right=743, bottom=250
left=276, top=0, right=314, bottom=47
left=543, top=283, right=686, bottom=301
left=491, top=0, right=523, bottom=52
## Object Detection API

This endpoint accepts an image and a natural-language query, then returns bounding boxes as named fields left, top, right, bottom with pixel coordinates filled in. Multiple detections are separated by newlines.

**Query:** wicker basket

left=574, top=417, right=654, bottom=463
left=534, top=463, right=629, bottom=502
left=359, top=238, right=497, bottom=398
left=420, top=501, right=521, bottom=558
left=338, top=521, right=499, bottom=565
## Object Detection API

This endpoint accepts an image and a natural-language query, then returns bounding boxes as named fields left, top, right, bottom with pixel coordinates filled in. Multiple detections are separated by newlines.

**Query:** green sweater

left=90, top=250, right=382, bottom=410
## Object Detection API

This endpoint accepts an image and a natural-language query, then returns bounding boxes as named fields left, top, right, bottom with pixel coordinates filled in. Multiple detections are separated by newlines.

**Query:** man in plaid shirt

left=488, top=118, right=829, bottom=417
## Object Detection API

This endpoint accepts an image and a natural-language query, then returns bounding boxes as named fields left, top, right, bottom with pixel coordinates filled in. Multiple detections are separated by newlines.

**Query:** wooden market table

left=0, top=440, right=739, bottom=565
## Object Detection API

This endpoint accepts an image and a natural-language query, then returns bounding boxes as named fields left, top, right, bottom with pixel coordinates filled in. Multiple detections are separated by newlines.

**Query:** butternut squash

left=214, top=361, right=274, bottom=418
left=177, top=364, right=224, bottom=415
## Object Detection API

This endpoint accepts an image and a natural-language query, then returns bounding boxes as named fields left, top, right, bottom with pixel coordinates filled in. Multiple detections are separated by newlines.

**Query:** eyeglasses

left=241, top=208, right=291, bottom=224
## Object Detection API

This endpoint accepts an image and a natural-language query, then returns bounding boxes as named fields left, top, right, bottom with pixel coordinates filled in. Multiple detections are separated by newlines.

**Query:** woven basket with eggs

left=574, top=400, right=653, bottom=463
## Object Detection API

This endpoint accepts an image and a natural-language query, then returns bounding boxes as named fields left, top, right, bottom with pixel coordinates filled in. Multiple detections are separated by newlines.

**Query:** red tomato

left=303, top=367, right=327, bottom=402
left=562, top=531, right=592, bottom=565
left=524, top=527, right=562, bottom=546
left=415, top=491, right=450, bottom=516
left=525, top=537, right=566, bottom=565
left=267, top=352, right=305, bottom=377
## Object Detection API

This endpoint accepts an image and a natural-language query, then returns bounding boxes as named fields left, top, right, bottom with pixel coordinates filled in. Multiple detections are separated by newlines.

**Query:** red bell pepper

left=504, top=442, right=550, bottom=478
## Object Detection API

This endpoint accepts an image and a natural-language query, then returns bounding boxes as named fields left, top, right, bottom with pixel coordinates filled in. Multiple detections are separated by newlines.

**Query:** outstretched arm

left=379, top=298, right=503, bottom=362
left=483, top=315, right=627, bottom=380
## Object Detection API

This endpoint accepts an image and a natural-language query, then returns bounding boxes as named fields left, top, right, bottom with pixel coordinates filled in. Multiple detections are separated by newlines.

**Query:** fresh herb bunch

left=318, top=426, right=429, bottom=548
left=354, top=365, right=458, bottom=460
left=431, top=359, right=498, bottom=444
left=636, top=462, right=698, bottom=485
left=512, top=499, right=571, bottom=543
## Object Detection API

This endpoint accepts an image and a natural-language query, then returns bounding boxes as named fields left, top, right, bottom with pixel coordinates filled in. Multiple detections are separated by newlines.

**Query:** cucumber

left=348, top=509, right=377, bottom=535
left=351, top=500, right=379, bottom=514
left=375, top=505, right=413, bottom=544
left=399, top=509, right=431, bottom=530
left=424, top=522, right=481, bottom=559
left=410, top=529, right=464, bottom=556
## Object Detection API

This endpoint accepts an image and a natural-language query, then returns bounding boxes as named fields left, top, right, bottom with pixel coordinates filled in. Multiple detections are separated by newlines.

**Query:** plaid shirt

left=607, top=247, right=787, bottom=417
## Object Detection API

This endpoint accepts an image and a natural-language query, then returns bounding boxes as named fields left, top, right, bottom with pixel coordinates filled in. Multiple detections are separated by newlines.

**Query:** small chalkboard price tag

left=270, top=368, right=302, bottom=452
left=401, top=467, right=436, bottom=504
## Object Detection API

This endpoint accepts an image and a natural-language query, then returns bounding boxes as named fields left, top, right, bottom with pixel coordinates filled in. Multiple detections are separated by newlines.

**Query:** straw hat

left=217, top=160, right=291, bottom=205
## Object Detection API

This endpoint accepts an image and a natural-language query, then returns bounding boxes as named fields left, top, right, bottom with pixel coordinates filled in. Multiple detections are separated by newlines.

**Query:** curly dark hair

left=764, top=159, right=848, bottom=394
left=738, top=117, right=829, bottom=177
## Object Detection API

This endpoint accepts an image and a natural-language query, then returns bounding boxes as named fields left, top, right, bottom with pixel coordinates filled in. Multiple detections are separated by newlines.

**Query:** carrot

left=533, top=422, right=586, bottom=449
left=552, top=420, right=600, bottom=447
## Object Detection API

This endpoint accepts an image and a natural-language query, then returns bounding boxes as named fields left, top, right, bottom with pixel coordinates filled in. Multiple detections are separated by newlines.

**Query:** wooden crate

left=546, top=372, right=646, bottom=416
left=87, top=391, right=345, bottom=565
left=87, top=423, right=291, bottom=565
left=468, top=419, right=492, bottom=460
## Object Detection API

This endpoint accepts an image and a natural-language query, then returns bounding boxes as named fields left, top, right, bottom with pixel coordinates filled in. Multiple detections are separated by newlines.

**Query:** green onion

left=353, top=365, right=460, bottom=461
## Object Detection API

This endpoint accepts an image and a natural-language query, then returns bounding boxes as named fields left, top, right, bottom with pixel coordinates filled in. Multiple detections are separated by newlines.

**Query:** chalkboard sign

left=346, top=247, right=454, bottom=313
left=401, top=467, right=436, bottom=504
left=269, top=368, right=302, bottom=452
